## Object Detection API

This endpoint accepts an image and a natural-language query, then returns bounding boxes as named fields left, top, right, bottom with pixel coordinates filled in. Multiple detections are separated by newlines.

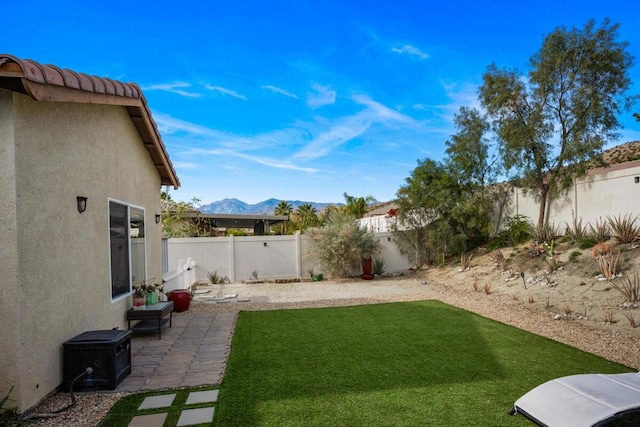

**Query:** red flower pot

left=361, top=257, right=374, bottom=280
left=168, top=290, right=192, bottom=312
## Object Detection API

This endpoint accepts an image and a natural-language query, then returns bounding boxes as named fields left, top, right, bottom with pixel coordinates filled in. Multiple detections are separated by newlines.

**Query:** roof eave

left=0, top=54, right=180, bottom=189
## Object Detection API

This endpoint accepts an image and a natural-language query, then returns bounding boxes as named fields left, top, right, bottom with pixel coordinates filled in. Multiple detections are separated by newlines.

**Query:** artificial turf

left=213, top=300, right=632, bottom=426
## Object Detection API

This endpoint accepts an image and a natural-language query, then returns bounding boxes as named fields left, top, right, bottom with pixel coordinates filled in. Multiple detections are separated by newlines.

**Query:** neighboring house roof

left=364, top=201, right=399, bottom=218
left=182, top=212, right=287, bottom=229
left=0, top=54, right=180, bottom=188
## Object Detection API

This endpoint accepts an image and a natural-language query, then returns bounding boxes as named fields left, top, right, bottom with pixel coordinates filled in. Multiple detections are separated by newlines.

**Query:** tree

left=293, top=203, right=320, bottom=230
left=445, top=106, right=498, bottom=191
left=342, top=192, right=376, bottom=219
left=479, top=19, right=636, bottom=228
left=395, top=107, right=497, bottom=266
left=161, top=192, right=202, bottom=237
left=306, top=210, right=381, bottom=278
left=445, top=107, right=499, bottom=245
left=274, top=200, right=293, bottom=234
left=395, top=159, right=459, bottom=265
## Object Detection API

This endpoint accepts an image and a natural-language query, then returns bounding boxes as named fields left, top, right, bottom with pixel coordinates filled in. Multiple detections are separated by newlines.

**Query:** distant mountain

left=199, top=198, right=341, bottom=215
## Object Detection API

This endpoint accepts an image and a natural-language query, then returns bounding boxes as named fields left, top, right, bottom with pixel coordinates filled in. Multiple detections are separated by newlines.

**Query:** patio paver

left=116, top=311, right=235, bottom=392
left=128, top=413, right=168, bottom=427
left=186, top=389, right=219, bottom=405
left=177, top=407, right=215, bottom=426
left=138, top=393, right=176, bottom=410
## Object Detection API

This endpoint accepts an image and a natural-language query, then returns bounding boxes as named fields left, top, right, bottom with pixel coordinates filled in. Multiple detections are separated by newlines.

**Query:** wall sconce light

left=635, top=176, right=639, bottom=184
left=155, top=214, right=161, bottom=224
left=387, top=237, right=392, bottom=242
left=76, top=196, right=88, bottom=213
left=263, top=242, right=268, bottom=247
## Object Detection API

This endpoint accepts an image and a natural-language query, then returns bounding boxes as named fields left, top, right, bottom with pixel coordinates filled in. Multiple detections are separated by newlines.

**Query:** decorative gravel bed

left=21, top=276, right=639, bottom=426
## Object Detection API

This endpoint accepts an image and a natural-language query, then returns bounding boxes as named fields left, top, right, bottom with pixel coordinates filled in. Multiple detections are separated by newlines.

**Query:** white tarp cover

left=513, top=372, right=640, bottom=427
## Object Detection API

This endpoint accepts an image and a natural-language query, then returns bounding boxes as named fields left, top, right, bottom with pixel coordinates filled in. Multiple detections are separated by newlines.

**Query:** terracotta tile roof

left=0, top=54, right=179, bottom=188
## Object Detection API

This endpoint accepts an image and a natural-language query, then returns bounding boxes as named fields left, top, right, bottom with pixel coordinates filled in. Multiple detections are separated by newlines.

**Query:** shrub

left=610, top=271, right=640, bottom=304
left=207, top=271, right=220, bottom=284
left=607, top=213, right=640, bottom=244
left=578, top=236, right=598, bottom=249
left=226, top=228, right=247, bottom=236
left=489, top=249, right=508, bottom=271
left=588, top=217, right=610, bottom=242
left=372, top=257, right=386, bottom=275
left=504, top=214, right=532, bottom=246
left=565, top=214, right=589, bottom=243
left=569, top=251, right=581, bottom=262
left=543, top=241, right=560, bottom=272
left=597, top=250, right=622, bottom=280
left=460, top=251, right=474, bottom=271
left=531, top=223, right=559, bottom=243
left=306, top=211, right=381, bottom=278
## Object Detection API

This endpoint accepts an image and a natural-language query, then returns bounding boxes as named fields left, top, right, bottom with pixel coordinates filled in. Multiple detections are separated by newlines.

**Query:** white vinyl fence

left=166, top=231, right=411, bottom=283
left=162, top=258, right=197, bottom=292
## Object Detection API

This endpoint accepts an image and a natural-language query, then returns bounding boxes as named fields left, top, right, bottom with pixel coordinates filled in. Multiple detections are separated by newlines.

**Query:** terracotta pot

left=361, top=257, right=374, bottom=280
left=168, top=290, right=191, bottom=312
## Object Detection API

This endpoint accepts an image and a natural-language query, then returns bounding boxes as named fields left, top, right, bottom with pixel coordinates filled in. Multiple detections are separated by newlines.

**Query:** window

left=109, top=200, right=146, bottom=300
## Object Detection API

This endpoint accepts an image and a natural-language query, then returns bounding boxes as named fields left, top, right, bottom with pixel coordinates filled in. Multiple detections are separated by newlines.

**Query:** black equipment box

left=62, top=329, right=132, bottom=391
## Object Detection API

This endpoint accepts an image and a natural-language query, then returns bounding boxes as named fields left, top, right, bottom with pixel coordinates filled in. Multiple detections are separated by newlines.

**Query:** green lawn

left=214, top=301, right=632, bottom=426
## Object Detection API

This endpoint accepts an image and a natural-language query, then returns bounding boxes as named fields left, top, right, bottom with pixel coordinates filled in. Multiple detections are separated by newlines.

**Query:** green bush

left=578, top=236, right=598, bottom=249
left=306, top=211, right=381, bottom=278
left=504, top=214, right=532, bottom=245
left=226, top=228, right=247, bottom=236
left=207, top=271, right=220, bottom=284
left=372, top=258, right=386, bottom=275
left=569, top=251, right=582, bottom=262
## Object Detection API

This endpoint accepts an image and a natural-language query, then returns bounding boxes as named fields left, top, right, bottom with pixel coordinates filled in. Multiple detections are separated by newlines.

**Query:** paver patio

left=117, top=311, right=236, bottom=392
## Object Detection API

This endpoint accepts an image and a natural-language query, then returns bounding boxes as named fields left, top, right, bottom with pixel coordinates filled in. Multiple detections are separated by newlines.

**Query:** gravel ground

left=21, top=274, right=640, bottom=426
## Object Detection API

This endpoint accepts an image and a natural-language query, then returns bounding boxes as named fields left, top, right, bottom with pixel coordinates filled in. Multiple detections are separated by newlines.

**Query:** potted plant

left=132, top=286, right=146, bottom=310
left=359, top=232, right=382, bottom=280
left=141, top=281, right=162, bottom=306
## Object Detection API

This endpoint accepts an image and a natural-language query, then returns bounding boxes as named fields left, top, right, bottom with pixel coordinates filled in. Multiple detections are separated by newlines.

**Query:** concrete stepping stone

left=138, top=393, right=176, bottom=410
left=186, top=389, right=219, bottom=405
left=177, top=407, right=215, bottom=426
left=128, top=413, right=168, bottom=427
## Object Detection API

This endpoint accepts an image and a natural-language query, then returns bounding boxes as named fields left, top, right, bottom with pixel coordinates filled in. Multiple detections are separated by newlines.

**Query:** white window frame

left=108, top=198, right=147, bottom=302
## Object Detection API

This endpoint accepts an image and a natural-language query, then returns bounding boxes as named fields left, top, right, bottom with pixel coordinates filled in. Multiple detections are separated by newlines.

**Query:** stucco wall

left=0, top=90, right=22, bottom=410
left=497, top=165, right=640, bottom=230
left=8, top=93, right=164, bottom=411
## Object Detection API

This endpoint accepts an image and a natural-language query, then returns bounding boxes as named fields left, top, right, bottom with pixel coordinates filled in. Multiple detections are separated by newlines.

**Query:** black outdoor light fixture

left=263, top=242, right=268, bottom=247
left=76, top=196, right=88, bottom=213
left=155, top=214, right=161, bottom=224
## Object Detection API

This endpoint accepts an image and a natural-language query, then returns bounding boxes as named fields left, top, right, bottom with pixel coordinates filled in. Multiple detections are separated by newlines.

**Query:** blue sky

left=4, top=1, right=640, bottom=205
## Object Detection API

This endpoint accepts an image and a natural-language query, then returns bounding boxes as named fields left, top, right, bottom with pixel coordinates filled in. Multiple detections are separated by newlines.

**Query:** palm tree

left=295, top=203, right=319, bottom=230
left=343, top=192, right=376, bottom=219
left=274, top=200, right=293, bottom=234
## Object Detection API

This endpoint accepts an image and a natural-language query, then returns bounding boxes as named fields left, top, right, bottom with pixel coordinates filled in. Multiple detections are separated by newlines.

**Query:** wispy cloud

left=294, top=95, right=415, bottom=160
left=172, top=161, right=200, bottom=169
left=141, top=82, right=200, bottom=98
left=392, top=44, right=429, bottom=60
left=204, top=84, right=248, bottom=100
left=157, top=96, right=418, bottom=172
left=153, top=112, right=219, bottom=136
left=307, top=83, right=336, bottom=108
left=262, top=85, right=298, bottom=99
left=192, top=148, right=318, bottom=172
left=352, top=95, right=414, bottom=124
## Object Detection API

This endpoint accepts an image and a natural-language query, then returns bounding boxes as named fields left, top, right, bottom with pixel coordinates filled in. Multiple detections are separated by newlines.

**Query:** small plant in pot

left=132, top=286, right=146, bottom=310
left=359, top=231, right=382, bottom=280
